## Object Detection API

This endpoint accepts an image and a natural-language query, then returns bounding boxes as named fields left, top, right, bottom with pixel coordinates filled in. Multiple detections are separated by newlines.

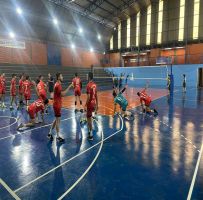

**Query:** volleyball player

left=137, top=84, right=158, bottom=115
left=23, top=76, right=35, bottom=110
left=0, top=73, right=6, bottom=108
left=18, top=74, right=25, bottom=108
left=10, top=74, right=17, bottom=109
left=17, top=98, right=49, bottom=130
left=72, top=73, right=83, bottom=112
left=47, top=73, right=54, bottom=100
left=113, top=85, right=134, bottom=119
left=48, top=73, right=72, bottom=143
left=183, top=74, right=186, bottom=92
left=85, top=72, right=98, bottom=140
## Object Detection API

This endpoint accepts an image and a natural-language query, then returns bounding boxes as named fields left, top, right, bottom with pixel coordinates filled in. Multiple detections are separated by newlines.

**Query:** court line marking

left=0, top=178, right=21, bottom=200
left=187, top=139, right=203, bottom=200
left=131, top=88, right=201, bottom=152
left=57, top=119, right=104, bottom=200
left=14, top=115, right=124, bottom=193
left=0, top=107, right=74, bottom=141
left=0, top=116, right=74, bottom=141
left=0, top=116, right=18, bottom=130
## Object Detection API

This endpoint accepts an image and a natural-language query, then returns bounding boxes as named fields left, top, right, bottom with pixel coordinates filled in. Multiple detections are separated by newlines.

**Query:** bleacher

left=0, top=65, right=112, bottom=92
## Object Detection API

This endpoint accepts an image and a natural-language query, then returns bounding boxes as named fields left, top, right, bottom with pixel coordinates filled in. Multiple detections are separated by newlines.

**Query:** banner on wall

left=156, top=56, right=172, bottom=65
left=0, top=38, right=25, bottom=49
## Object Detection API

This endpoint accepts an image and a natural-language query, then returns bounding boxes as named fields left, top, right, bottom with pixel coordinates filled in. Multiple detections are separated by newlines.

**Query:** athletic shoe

left=47, top=134, right=53, bottom=141
left=57, top=137, right=65, bottom=143
left=80, top=109, right=84, bottom=113
left=10, top=106, right=14, bottom=110
left=45, top=110, right=49, bottom=115
left=2, top=104, right=6, bottom=108
left=17, top=123, right=23, bottom=130
left=154, top=109, right=158, bottom=116
left=87, top=135, right=93, bottom=141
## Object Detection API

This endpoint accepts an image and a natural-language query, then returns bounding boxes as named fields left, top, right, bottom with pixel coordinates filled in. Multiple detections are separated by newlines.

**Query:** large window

left=146, top=5, right=152, bottom=45
left=193, top=0, right=200, bottom=39
left=126, top=17, right=131, bottom=47
left=110, top=35, right=113, bottom=50
left=178, top=0, right=185, bottom=41
left=118, top=23, right=121, bottom=49
left=157, top=0, right=164, bottom=44
left=136, top=12, right=140, bottom=47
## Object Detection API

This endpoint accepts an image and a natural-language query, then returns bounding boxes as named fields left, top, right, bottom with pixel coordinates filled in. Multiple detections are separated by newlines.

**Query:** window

left=136, top=12, right=140, bottom=47
left=157, top=0, right=164, bottom=44
left=126, top=18, right=131, bottom=47
left=146, top=5, right=152, bottom=45
left=110, top=35, right=113, bottom=50
left=178, top=0, right=185, bottom=41
left=193, top=0, right=200, bottom=39
left=118, top=23, right=121, bottom=49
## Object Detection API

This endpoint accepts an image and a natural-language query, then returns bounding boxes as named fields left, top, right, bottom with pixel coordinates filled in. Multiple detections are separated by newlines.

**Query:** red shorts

left=0, top=88, right=5, bottom=94
left=24, top=94, right=31, bottom=100
left=74, top=88, right=81, bottom=96
left=53, top=103, right=61, bottom=117
left=28, top=107, right=35, bottom=119
left=19, top=88, right=23, bottom=95
left=87, top=102, right=96, bottom=118
left=39, top=92, right=47, bottom=101
left=145, top=99, right=151, bottom=107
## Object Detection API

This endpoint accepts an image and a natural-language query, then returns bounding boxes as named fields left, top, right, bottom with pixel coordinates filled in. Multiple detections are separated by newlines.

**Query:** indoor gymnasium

left=0, top=0, right=203, bottom=199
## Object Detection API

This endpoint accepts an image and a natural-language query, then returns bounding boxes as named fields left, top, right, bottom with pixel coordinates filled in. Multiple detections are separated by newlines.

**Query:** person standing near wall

left=18, top=74, right=25, bottom=109
left=0, top=73, right=6, bottom=108
left=183, top=74, right=186, bottom=92
left=10, top=74, right=17, bottom=109
left=47, top=73, right=54, bottom=100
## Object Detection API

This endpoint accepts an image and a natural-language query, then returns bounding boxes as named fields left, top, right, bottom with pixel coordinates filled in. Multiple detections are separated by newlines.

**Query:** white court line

left=58, top=119, right=104, bottom=200
left=14, top=115, right=124, bottom=193
left=0, top=178, right=21, bottom=200
left=0, top=116, right=18, bottom=130
left=187, top=139, right=203, bottom=200
left=0, top=116, right=74, bottom=141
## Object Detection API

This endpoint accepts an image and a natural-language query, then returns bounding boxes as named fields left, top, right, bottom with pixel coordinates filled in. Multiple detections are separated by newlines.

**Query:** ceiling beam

left=46, top=0, right=115, bottom=28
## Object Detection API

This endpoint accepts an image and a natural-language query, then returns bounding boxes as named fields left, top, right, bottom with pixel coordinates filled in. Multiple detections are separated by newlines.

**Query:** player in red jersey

left=48, top=73, right=72, bottom=143
left=17, top=98, right=49, bottom=130
left=18, top=74, right=25, bottom=108
left=137, top=84, right=158, bottom=115
left=37, top=75, right=47, bottom=101
left=0, top=73, right=6, bottom=108
left=37, top=75, right=49, bottom=114
left=72, top=73, right=83, bottom=112
left=23, top=75, right=34, bottom=110
left=85, top=72, right=98, bottom=140
left=10, top=74, right=17, bottom=109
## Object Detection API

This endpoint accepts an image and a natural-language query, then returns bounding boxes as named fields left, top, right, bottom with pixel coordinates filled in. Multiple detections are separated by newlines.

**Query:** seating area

left=0, top=65, right=112, bottom=92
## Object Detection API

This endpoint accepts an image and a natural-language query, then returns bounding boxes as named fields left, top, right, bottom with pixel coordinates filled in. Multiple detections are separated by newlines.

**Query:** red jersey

left=86, top=81, right=97, bottom=104
left=53, top=82, right=62, bottom=107
left=11, top=78, right=16, bottom=95
left=37, top=80, right=46, bottom=93
left=72, top=77, right=81, bottom=90
left=23, top=80, right=33, bottom=96
left=28, top=99, right=45, bottom=119
left=19, top=79, right=24, bottom=94
left=37, top=80, right=47, bottom=100
left=139, top=89, right=151, bottom=106
left=0, top=77, right=6, bottom=89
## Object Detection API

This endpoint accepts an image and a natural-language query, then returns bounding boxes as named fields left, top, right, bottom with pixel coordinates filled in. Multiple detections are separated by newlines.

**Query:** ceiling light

left=53, top=18, right=58, bottom=25
left=16, top=7, right=23, bottom=15
left=9, top=32, right=15, bottom=39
